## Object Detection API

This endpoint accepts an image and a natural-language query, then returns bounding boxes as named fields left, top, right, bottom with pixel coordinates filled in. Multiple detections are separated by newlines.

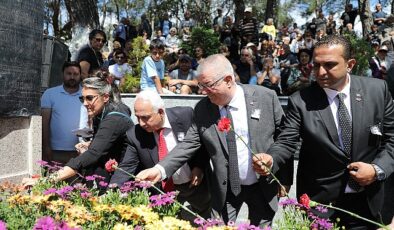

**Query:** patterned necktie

left=225, top=105, right=241, bottom=196
left=337, top=93, right=361, bottom=191
left=158, top=128, right=174, bottom=192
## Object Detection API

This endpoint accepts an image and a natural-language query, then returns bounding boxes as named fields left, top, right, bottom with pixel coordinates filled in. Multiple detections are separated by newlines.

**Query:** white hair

left=135, top=90, right=164, bottom=112
left=196, top=54, right=235, bottom=81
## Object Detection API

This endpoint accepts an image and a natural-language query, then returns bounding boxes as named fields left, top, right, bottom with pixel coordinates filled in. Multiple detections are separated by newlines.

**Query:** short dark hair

left=314, top=35, right=353, bottom=60
left=89, top=29, right=107, bottom=43
left=62, top=61, right=81, bottom=73
left=113, top=50, right=127, bottom=59
left=149, top=39, right=165, bottom=50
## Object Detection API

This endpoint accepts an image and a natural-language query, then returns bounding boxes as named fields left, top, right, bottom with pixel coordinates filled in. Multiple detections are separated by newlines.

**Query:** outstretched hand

left=135, top=167, right=162, bottom=184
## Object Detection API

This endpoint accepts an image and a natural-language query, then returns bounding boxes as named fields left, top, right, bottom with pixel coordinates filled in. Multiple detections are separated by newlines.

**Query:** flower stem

left=317, top=202, right=388, bottom=229
left=113, top=165, right=204, bottom=221
left=234, top=132, right=289, bottom=198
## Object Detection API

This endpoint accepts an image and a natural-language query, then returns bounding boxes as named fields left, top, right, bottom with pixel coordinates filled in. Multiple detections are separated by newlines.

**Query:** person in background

left=108, top=50, right=132, bottom=87
left=261, top=18, right=276, bottom=41
left=159, top=13, right=172, bottom=37
left=140, top=39, right=166, bottom=94
left=372, top=3, right=387, bottom=34
left=164, top=27, right=181, bottom=54
left=257, top=57, right=281, bottom=95
left=238, top=7, right=259, bottom=48
left=233, top=47, right=258, bottom=84
left=168, top=54, right=198, bottom=94
left=41, top=61, right=88, bottom=164
left=77, top=29, right=106, bottom=79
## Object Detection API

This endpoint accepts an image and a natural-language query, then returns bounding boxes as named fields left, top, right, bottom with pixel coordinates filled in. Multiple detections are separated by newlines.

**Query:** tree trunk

left=358, top=0, right=373, bottom=37
left=67, top=0, right=100, bottom=28
left=100, top=0, right=107, bottom=29
left=392, top=0, right=394, bottom=15
left=50, top=0, right=61, bottom=37
left=0, top=0, right=44, bottom=116
left=265, top=0, right=276, bottom=24
left=233, top=0, right=245, bottom=25
left=114, top=0, right=120, bottom=22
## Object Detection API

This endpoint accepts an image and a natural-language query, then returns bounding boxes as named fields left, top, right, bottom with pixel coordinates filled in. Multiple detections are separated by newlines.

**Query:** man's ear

left=103, top=93, right=110, bottom=103
left=347, top=58, right=357, bottom=72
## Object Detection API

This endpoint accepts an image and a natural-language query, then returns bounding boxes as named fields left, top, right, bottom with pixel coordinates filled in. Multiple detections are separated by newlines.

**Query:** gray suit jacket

left=159, top=84, right=289, bottom=212
left=268, top=76, right=394, bottom=217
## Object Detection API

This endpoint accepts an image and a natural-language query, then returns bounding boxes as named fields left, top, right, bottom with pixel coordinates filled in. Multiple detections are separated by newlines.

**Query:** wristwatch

left=372, top=164, right=386, bottom=181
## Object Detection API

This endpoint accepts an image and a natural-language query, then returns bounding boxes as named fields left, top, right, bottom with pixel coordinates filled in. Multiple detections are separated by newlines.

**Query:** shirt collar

left=161, top=111, right=172, bottom=129
left=323, top=74, right=351, bottom=101
left=61, top=84, right=82, bottom=96
left=219, top=84, right=244, bottom=110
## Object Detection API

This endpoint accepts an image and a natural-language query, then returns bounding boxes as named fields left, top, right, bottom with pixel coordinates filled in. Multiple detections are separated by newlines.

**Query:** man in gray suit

left=136, top=54, right=292, bottom=227
left=255, top=35, right=394, bottom=229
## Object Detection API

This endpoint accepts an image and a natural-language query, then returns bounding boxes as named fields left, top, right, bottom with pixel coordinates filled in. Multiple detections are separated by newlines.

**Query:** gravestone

left=0, top=0, right=44, bottom=182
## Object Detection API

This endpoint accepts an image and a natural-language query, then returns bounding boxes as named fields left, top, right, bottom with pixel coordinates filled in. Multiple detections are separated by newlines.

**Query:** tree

left=358, top=0, right=373, bottom=37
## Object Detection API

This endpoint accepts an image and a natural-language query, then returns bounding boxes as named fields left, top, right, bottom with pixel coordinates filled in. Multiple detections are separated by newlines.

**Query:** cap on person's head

left=178, top=54, right=192, bottom=62
left=379, top=45, right=389, bottom=52
left=246, top=42, right=256, bottom=48
left=244, top=7, right=252, bottom=13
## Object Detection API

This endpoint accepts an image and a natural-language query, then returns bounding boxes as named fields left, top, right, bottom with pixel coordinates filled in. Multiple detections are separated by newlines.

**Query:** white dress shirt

left=153, top=113, right=192, bottom=184
left=323, top=76, right=362, bottom=193
left=219, top=85, right=258, bottom=185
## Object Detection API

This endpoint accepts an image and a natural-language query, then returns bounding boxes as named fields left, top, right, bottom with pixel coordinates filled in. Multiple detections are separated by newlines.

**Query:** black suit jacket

left=268, top=76, right=394, bottom=217
left=110, top=106, right=207, bottom=186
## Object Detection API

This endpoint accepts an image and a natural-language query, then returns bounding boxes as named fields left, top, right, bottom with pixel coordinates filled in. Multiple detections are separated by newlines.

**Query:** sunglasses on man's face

left=79, top=95, right=99, bottom=103
left=115, top=55, right=125, bottom=59
left=94, top=37, right=106, bottom=43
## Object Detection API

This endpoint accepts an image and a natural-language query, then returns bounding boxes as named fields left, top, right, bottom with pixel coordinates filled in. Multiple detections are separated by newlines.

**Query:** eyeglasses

left=197, top=76, right=225, bottom=90
left=115, top=56, right=125, bottom=59
left=79, top=95, right=99, bottom=103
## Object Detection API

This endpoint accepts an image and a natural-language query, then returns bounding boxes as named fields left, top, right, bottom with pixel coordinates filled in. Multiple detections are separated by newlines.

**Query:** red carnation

left=218, top=117, right=231, bottom=133
left=299, top=193, right=311, bottom=209
left=105, top=159, right=118, bottom=172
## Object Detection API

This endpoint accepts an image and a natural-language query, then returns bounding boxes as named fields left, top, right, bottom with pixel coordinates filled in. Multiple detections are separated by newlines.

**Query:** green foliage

left=181, top=27, right=221, bottom=57
left=120, top=36, right=149, bottom=93
left=343, top=34, right=375, bottom=76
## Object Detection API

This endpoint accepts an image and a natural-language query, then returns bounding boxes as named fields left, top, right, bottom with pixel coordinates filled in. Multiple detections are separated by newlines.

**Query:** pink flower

left=105, top=159, right=118, bottom=172
left=217, top=117, right=231, bottom=133
left=299, top=193, right=311, bottom=209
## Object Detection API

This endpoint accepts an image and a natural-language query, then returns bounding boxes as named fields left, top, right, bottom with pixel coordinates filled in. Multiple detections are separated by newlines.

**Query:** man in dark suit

left=136, top=54, right=292, bottom=227
left=110, top=90, right=211, bottom=221
left=254, top=35, right=394, bottom=229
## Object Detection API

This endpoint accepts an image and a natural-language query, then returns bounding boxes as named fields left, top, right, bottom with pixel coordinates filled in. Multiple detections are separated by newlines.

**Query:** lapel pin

left=355, top=93, right=362, bottom=102
left=251, top=109, right=261, bottom=120
left=177, top=132, right=185, bottom=142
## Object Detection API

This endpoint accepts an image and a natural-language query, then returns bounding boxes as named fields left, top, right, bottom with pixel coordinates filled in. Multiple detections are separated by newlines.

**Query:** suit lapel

left=350, top=76, right=364, bottom=159
left=141, top=131, right=159, bottom=164
left=242, top=85, right=259, bottom=151
left=210, top=101, right=228, bottom=154
left=315, top=86, right=341, bottom=148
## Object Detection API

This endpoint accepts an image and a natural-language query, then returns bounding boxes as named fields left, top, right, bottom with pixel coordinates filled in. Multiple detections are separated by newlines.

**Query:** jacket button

left=223, top=180, right=227, bottom=185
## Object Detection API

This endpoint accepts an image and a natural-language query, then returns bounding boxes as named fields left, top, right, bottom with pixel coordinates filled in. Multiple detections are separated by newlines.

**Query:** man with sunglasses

left=136, top=54, right=293, bottom=227
left=108, top=50, right=132, bottom=87
left=77, top=29, right=106, bottom=79
left=41, top=61, right=88, bottom=164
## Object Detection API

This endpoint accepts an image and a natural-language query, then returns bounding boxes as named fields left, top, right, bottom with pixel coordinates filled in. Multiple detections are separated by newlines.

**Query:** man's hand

left=278, top=185, right=290, bottom=197
left=75, top=141, right=90, bottom=155
left=22, top=177, right=39, bottom=189
left=135, top=168, right=162, bottom=183
left=348, top=162, right=376, bottom=186
left=252, top=153, right=273, bottom=176
left=189, top=167, right=204, bottom=188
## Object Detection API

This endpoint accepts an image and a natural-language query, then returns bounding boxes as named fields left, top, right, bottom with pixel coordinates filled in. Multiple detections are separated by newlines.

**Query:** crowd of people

left=79, top=4, right=394, bottom=98
left=24, top=4, right=394, bottom=230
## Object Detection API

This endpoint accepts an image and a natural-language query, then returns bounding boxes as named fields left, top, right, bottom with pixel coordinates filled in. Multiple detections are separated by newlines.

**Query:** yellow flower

left=113, top=223, right=134, bottom=230
left=7, top=194, right=30, bottom=205
left=65, top=205, right=93, bottom=224
left=93, top=204, right=113, bottom=213
left=145, top=216, right=195, bottom=230
left=30, top=195, right=50, bottom=204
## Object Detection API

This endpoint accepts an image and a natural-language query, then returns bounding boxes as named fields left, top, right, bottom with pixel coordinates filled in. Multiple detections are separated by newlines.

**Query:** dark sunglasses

left=115, top=55, right=126, bottom=59
left=79, top=95, right=99, bottom=103
left=94, top=37, right=106, bottom=43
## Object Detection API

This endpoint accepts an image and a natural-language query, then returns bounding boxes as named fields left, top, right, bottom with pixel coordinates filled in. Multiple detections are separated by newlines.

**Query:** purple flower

left=279, top=198, right=298, bottom=207
left=85, top=175, right=96, bottom=181
left=43, top=188, right=57, bottom=195
left=33, top=216, right=57, bottom=230
left=92, top=174, right=105, bottom=181
left=134, top=226, right=143, bottom=230
left=36, top=160, right=49, bottom=166
left=0, top=220, right=7, bottom=230
left=73, top=183, right=88, bottom=192
left=56, top=186, right=74, bottom=199
left=99, top=181, right=108, bottom=187
left=80, top=192, right=92, bottom=198
left=315, top=205, right=328, bottom=213
left=108, top=183, right=118, bottom=189
left=194, top=217, right=206, bottom=225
